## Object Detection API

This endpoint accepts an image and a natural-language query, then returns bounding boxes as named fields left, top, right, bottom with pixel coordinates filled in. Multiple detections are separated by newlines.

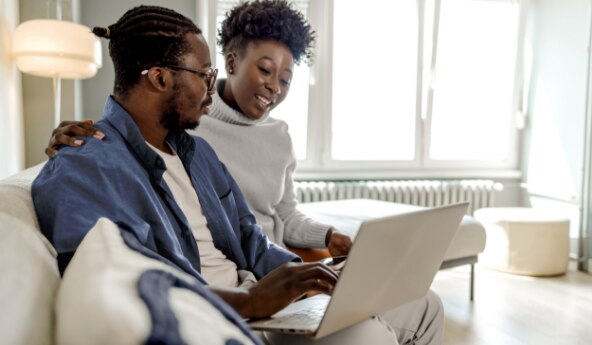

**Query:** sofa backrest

left=0, top=162, right=60, bottom=345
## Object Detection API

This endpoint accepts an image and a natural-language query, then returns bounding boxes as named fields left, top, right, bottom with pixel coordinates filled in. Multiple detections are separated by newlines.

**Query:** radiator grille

left=294, top=180, right=502, bottom=214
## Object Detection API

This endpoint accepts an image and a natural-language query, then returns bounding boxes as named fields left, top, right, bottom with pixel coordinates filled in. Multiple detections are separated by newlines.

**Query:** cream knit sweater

left=190, top=82, right=330, bottom=248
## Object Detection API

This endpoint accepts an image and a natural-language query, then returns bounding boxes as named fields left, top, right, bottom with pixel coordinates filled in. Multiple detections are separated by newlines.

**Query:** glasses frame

left=166, top=65, right=218, bottom=91
left=141, top=65, right=218, bottom=91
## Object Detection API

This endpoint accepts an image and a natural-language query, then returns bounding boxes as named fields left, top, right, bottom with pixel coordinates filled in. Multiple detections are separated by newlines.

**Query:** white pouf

left=474, top=207, right=569, bottom=276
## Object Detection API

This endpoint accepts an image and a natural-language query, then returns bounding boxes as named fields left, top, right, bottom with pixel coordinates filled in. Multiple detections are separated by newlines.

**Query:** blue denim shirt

left=33, top=96, right=299, bottom=280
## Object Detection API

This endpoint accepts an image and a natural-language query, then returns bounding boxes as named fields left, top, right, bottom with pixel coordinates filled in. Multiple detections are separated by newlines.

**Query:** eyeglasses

left=166, top=65, right=218, bottom=91
left=141, top=65, right=218, bottom=91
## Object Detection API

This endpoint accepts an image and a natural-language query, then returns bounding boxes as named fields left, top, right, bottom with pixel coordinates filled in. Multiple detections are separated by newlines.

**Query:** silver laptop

left=248, top=202, right=468, bottom=339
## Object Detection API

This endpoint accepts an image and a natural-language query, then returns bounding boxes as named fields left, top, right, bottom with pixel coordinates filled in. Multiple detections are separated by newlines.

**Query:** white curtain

left=0, top=0, right=25, bottom=179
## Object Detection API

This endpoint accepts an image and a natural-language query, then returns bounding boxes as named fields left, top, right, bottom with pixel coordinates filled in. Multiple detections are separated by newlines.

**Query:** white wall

left=0, top=0, right=24, bottom=179
left=522, top=0, right=591, bottom=256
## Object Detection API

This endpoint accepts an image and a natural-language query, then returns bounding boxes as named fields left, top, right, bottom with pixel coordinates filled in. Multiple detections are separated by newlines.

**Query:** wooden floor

left=431, top=262, right=592, bottom=345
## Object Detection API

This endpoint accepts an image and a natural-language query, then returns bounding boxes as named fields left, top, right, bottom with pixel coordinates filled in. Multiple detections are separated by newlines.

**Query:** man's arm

left=33, top=147, right=122, bottom=274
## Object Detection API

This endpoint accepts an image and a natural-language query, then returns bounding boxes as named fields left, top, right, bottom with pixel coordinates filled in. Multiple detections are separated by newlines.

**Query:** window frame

left=303, top=0, right=523, bottom=178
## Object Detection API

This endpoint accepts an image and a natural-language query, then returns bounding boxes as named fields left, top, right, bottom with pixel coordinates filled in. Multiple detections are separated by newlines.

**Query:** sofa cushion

left=0, top=163, right=58, bottom=345
left=57, top=217, right=261, bottom=345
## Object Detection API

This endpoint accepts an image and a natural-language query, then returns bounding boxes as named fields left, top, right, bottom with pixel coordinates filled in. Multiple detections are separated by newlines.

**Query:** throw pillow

left=56, top=217, right=261, bottom=345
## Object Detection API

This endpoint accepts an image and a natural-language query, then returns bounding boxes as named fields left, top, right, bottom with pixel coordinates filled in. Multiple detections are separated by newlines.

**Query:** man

left=33, top=5, right=442, bottom=344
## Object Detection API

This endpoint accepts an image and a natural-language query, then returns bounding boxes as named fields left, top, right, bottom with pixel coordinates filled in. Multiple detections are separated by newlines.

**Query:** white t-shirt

left=148, top=142, right=239, bottom=287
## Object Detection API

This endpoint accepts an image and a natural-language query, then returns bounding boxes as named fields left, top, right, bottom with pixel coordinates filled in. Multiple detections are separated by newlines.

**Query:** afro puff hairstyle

left=218, top=0, right=316, bottom=65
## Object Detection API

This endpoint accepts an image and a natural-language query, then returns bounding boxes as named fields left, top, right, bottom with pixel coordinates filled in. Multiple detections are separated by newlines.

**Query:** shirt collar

left=102, top=96, right=195, bottom=179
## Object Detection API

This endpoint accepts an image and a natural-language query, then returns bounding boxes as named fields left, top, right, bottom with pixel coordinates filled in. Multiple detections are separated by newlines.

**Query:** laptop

left=248, top=202, right=469, bottom=339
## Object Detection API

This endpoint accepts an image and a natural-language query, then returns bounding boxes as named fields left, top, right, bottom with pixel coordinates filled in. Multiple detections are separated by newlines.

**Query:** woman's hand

left=327, top=230, right=352, bottom=257
left=45, top=119, right=104, bottom=158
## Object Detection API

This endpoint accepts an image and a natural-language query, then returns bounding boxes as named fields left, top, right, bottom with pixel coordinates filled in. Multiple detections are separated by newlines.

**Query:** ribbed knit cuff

left=302, top=223, right=332, bottom=249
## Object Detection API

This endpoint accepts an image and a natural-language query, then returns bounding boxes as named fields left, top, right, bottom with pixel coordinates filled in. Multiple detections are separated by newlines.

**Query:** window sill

left=293, top=169, right=522, bottom=181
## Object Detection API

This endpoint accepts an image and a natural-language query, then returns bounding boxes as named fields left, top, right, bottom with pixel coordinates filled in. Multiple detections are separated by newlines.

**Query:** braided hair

left=93, top=5, right=201, bottom=97
left=218, top=0, right=315, bottom=65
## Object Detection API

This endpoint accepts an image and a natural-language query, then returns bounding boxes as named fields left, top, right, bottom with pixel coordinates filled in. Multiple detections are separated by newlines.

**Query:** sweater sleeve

left=275, top=148, right=333, bottom=249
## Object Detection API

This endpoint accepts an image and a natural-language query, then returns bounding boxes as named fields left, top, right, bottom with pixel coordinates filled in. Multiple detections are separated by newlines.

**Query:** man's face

left=162, top=34, right=215, bottom=131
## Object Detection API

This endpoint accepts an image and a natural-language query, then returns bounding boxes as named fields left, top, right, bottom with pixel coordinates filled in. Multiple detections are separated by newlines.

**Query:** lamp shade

left=12, top=19, right=102, bottom=79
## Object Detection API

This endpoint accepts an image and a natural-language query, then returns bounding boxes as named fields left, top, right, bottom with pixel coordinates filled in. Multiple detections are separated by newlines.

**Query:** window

left=331, top=1, right=418, bottom=161
left=208, top=0, right=521, bottom=176
left=429, top=0, right=519, bottom=163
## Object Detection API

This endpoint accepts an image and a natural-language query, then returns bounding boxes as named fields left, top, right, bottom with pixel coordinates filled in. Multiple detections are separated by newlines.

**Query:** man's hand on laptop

left=233, top=262, right=339, bottom=319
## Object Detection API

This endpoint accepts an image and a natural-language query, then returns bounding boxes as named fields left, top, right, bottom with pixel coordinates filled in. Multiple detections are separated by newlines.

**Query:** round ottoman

left=474, top=207, right=570, bottom=276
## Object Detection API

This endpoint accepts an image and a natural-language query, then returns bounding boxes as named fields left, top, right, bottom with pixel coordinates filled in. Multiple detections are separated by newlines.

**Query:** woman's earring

left=229, top=68, right=234, bottom=74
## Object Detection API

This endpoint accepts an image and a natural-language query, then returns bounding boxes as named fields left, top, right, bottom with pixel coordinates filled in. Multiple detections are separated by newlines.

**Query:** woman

left=46, top=2, right=443, bottom=344
left=47, top=0, right=351, bottom=257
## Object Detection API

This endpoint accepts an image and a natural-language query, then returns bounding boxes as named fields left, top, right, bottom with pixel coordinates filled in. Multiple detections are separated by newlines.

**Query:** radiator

left=294, top=180, right=503, bottom=214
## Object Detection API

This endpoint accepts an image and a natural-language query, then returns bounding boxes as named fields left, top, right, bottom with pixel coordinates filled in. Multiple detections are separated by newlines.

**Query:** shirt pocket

left=218, top=188, right=239, bottom=230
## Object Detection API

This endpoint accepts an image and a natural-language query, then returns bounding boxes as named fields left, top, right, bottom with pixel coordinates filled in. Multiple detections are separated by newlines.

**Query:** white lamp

left=12, top=19, right=102, bottom=126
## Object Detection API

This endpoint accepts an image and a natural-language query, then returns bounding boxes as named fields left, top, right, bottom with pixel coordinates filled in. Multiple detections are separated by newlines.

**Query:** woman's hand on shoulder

left=46, top=119, right=104, bottom=158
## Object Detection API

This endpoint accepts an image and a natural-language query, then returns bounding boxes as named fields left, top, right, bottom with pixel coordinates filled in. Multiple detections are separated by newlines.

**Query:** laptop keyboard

left=269, top=303, right=327, bottom=326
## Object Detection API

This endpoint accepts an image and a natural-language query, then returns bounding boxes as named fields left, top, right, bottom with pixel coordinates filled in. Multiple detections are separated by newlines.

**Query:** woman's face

left=223, top=40, right=294, bottom=119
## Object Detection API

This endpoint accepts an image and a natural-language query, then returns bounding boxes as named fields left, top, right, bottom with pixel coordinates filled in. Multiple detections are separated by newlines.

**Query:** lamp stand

left=51, top=0, right=63, bottom=128
left=52, top=74, right=61, bottom=127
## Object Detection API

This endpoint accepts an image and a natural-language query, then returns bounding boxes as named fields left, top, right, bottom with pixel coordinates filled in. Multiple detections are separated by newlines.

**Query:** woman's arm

left=276, top=153, right=352, bottom=257
left=45, top=119, right=105, bottom=158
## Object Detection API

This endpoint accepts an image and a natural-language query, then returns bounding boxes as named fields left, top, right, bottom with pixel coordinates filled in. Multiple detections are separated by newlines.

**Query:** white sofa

left=0, top=164, right=58, bottom=345
left=0, top=165, right=486, bottom=344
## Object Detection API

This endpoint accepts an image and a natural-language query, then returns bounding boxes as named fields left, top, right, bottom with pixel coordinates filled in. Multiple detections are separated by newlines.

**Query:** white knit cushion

left=57, top=217, right=259, bottom=345
left=475, top=207, right=570, bottom=276
left=0, top=163, right=58, bottom=345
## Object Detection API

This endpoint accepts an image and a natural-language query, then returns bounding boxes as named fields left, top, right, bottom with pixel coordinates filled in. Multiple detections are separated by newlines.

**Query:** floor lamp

left=12, top=19, right=102, bottom=127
